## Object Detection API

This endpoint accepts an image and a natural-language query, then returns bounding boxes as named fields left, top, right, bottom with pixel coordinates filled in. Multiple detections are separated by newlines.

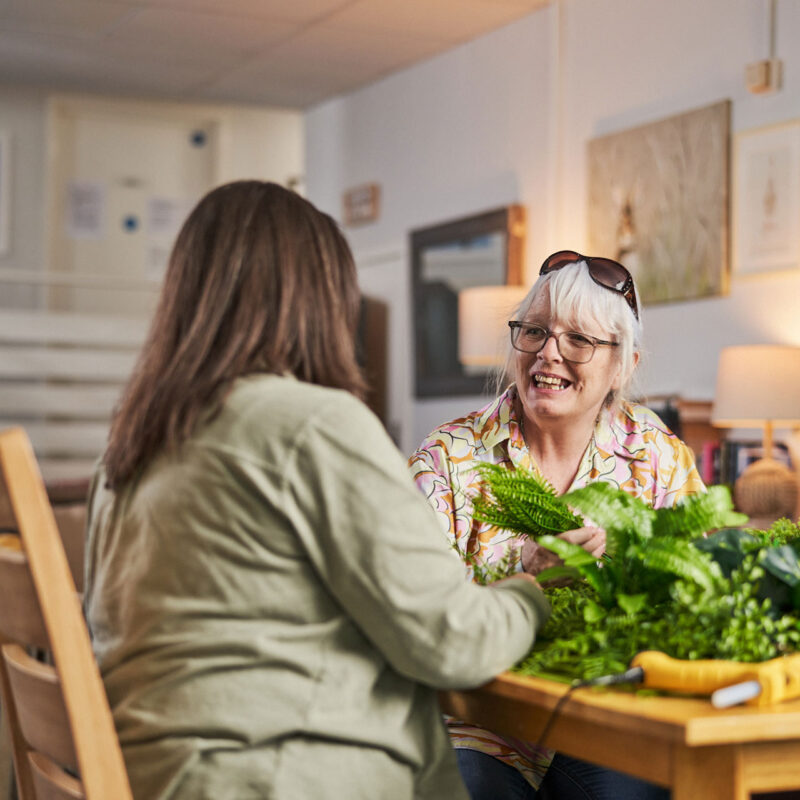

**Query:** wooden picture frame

left=732, top=119, right=800, bottom=276
left=343, top=183, right=380, bottom=226
left=411, top=205, right=525, bottom=398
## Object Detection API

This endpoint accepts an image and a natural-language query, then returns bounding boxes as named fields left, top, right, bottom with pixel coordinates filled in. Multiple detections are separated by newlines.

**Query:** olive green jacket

left=85, top=375, right=549, bottom=800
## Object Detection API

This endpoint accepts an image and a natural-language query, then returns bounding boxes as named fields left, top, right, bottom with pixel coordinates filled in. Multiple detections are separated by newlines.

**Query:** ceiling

left=0, top=0, right=550, bottom=109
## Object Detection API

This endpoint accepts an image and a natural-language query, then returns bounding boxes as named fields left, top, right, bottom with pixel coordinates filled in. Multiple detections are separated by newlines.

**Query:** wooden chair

left=0, top=427, right=132, bottom=800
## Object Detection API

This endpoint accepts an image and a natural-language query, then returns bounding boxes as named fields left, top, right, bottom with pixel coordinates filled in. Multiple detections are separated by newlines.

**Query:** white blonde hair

left=495, top=260, right=643, bottom=411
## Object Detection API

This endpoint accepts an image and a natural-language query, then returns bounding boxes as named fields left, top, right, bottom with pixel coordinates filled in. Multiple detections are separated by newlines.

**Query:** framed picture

left=733, top=120, right=800, bottom=276
left=587, top=100, right=730, bottom=306
left=0, top=133, right=9, bottom=254
left=411, top=205, right=525, bottom=398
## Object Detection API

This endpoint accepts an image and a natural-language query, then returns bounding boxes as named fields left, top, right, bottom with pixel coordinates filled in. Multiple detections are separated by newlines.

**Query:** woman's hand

left=520, top=526, right=606, bottom=585
left=557, top=525, right=606, bottom=558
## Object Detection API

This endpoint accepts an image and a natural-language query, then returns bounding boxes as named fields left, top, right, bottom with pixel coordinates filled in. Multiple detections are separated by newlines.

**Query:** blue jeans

left=456, top=749, right=670, bottom=800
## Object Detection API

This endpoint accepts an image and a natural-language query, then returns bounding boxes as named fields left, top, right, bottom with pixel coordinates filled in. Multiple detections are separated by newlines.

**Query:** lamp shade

left=458, top=285, right=528, bottom=367
left=711, top=345, right=800, bottom=428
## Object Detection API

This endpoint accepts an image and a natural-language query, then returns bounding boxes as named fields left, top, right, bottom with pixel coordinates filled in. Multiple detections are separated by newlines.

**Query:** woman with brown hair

left=84, top=181, right=550, bottom=800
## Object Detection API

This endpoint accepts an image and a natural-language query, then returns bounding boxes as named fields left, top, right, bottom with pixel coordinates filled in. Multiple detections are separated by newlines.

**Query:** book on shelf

left=695, top=439, right=792, bottom=487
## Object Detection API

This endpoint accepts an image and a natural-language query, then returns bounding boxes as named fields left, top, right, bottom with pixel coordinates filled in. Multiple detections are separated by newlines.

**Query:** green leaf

left=582, top=598, right=605, bottom=623
left=694, top=527, right=760, bottom=577
left=535, top=565, right=581, bottom=583
left=538, top=534, right=617, bottom=605
left=761, top=545, right=800, bottom=588
left=617, top=592, right=647, bottom=615
left=537, top=534, right=596, bottom=567
left=563, top=482, right=655, bottom=542
left=756, top=545, right=800, bottom=613
left=653, top=486, right=746, bottom=539
left=639, top=539, right=717, bottom=592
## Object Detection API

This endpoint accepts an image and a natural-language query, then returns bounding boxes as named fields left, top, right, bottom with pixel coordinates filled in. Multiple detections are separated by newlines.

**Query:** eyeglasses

left=540, top=250, right=639, bottom=320
left=508, top=322, right=619, bottom=364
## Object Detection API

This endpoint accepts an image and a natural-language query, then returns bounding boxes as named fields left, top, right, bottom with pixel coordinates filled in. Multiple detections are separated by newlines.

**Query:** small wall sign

left=343, top=183, right=380, bottom=226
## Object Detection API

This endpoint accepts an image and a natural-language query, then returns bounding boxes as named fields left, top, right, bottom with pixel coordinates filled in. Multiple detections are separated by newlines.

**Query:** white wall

left=304, top=0, right=800, bottom=456
left=0, top=85, right=304, bottom=311
left=306, top=12, right=553, bottom=452
left=0, top=85, right=49, bottom=308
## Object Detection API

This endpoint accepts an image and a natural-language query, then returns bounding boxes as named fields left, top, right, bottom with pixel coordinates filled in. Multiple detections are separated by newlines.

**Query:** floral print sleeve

left=408, top=437, right=459, bottom=543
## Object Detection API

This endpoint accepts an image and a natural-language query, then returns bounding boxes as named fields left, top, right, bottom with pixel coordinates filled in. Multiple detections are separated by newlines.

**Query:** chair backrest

left=0, top=427, right=132, bottom=800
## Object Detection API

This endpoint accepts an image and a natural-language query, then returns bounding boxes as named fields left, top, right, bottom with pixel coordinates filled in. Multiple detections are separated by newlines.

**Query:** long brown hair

left=104, top=181, right=366, bottom=489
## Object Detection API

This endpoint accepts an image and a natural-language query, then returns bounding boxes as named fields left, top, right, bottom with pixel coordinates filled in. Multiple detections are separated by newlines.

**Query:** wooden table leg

left=672, top=744, right=747, bottom=800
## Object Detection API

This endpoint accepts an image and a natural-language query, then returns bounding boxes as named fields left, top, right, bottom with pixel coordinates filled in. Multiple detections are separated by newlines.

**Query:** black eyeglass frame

left=508, top=321, right=619, bottom=364
left=539, top=250, right=639, bottom=321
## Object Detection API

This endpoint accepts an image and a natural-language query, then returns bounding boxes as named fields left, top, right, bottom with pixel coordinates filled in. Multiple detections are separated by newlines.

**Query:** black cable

left=535, top=666, right=644, bottom=749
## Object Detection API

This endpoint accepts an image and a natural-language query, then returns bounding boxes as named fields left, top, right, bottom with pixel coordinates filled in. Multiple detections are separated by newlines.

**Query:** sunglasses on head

left=539, top=250, right=639, bottom=320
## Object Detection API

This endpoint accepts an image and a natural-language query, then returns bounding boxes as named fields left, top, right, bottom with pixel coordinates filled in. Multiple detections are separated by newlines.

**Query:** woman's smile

left=531, top=371, right=572, bottom=392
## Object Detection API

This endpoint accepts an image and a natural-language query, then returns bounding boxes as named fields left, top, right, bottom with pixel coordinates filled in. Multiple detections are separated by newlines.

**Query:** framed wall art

left=732, top=119, right=800, bottom=276
left=411, top=205, right=525, bottom=398
left=587, top=100, right=731, bottom=306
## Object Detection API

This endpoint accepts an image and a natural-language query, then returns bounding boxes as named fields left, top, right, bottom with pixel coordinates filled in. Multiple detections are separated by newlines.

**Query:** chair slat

left=0, top=648, right=37, bottom=799
left=3, top=644, right=78, bottom=772
left=29, top=751, right=85, bottom=800
left=0, top=549, right=49, bottom=650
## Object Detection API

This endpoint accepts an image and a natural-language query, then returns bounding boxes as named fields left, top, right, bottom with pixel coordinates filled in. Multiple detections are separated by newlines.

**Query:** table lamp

left=458, top=285, right=528, bottom=368
left=711, top=345, right=800, bottom=522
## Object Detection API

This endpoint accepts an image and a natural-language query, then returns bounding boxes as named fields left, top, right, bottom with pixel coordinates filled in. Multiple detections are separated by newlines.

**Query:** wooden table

left=440, top=671, right=800, bottom=799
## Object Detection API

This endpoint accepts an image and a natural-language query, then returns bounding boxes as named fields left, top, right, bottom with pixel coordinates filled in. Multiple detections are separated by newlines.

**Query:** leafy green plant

left=518, top=558, right=800, bottom=682
left=696, top=526, right=800, bottom=615
left=500, top=481, right=745, bottom=610
left=472, top=465, right=800, bottom=680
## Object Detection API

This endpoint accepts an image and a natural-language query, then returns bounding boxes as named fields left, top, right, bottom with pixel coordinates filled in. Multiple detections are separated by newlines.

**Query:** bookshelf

left=644, top=397, right=800, bottom=526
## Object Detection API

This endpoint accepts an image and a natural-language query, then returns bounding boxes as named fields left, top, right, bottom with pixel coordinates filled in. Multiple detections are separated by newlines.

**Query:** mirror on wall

left=410, top=205, right=525, bottom=397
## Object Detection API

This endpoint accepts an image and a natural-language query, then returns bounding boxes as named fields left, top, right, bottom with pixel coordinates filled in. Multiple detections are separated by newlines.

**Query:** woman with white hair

left=410, top=250, right=704, bottom=800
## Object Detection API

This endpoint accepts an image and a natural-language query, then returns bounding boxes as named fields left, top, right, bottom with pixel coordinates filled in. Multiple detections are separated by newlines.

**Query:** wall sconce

left=458, top=285, right=528, bottom=369
left=712, top=345, right=800, bottom=523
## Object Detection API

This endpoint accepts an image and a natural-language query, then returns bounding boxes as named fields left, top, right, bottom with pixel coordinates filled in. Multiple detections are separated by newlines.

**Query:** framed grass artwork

left=587, top=100, right=731, bottom=307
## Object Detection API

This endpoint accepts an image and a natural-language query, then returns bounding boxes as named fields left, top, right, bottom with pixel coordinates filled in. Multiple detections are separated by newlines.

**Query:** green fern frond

left=638, top=539, right=718, bottom=592
left=473, top=463, right=583, bottom=537
left=652, top=485, right=747, bottom=539
left=562, top=482, right=655, bottom=541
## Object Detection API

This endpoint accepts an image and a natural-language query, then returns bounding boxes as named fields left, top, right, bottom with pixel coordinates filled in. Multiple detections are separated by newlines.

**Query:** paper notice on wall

left=145, top=243, right=172, bottom=280
left=145, top=196, right=193, bottom=280
left=65, top=180, right=106, bottom=239
left=147, top=195, right=191, bottom=238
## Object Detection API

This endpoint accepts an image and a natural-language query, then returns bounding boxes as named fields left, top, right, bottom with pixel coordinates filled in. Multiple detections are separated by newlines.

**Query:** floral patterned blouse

left=408, top=386, right=705, bottom=789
